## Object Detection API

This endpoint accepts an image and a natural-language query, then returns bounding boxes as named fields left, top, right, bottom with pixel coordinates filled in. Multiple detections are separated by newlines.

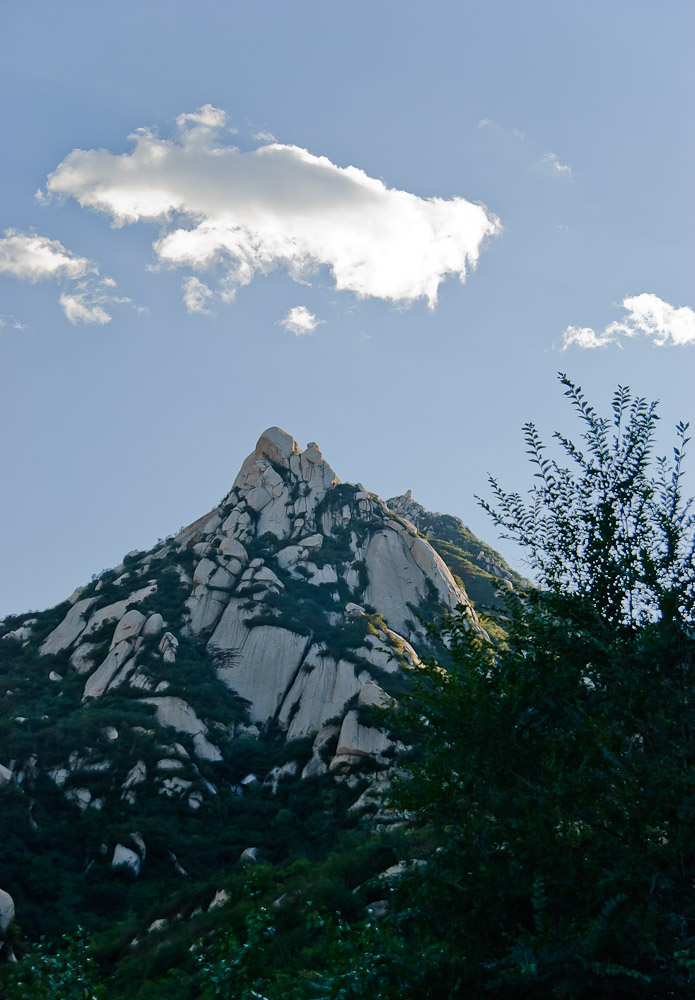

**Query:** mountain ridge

left=0, top=426, right=520, bottom=976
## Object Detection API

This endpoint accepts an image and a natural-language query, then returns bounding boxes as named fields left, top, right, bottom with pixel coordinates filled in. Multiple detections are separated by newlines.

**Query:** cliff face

left=387, top=489, right=525, bottom=611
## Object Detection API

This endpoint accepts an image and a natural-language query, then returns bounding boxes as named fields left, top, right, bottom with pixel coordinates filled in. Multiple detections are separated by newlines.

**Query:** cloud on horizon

left=563, top=293, right=695, bottom=349
left=0, top=230, right=123, bottom=324
left=42, top=105, right=501, bottom=312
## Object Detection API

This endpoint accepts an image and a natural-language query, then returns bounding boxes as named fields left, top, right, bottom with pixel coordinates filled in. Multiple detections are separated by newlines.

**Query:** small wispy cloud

left=182, top=275, right=214, bottom=315
left=0, top=229, right=125, bottom=324
left=543, top=152, right=572, bottom=177
left=176, top=105, right=237, bottom=133
left=477, top=118, right=526, bottom=141
left=0, top=313, right=26, bottom=331
left=252, top=130, right=276, bottom=143
left=59, top=289, right=111, bottom=325
left=562, top=293, right=695, bottom=349
left=279, top=306, right=323, bottom=336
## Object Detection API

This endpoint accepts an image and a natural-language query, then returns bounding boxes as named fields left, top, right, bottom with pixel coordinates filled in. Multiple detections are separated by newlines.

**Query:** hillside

left=387, top=490, right=525, bottom=611
left=0, top=427, right=518, bottom=996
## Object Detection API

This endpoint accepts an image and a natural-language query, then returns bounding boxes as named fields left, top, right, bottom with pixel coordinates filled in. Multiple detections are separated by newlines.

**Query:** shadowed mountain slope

left=0, top=427, right=518, bottom=980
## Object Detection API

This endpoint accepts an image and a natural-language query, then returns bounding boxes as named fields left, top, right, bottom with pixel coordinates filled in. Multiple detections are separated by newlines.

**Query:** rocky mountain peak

left=228, top=427, right=339, bottom=538
left=256, top=426, right=296, bottom=464
left=0, top=427, right=522, bottom=970
left=234, top=426, right=300, bottom=479
left=1, top=427, right=524, bottom=815
left=4, top=427, right=480, bottom=783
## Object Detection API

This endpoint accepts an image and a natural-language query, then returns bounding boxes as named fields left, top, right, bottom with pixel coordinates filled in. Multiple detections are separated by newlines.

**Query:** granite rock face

left=386, top=490, right=525, bottom=609
left=9, top=427, right=486, bottom=820
left=175, top=427, right=475, bottom=732
left=39, top=597, right=98, bottom=655
left=0, top=425, right=531, bottom=969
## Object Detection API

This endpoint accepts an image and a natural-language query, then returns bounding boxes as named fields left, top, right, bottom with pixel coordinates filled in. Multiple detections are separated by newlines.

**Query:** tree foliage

left=381, top=375, right=695, bottom=997
left=5, top=376, right=695, bottom=999
left=187, top=375, right=695, bottom=999
left=479, top=373, right=695, bottom=629
left=0, top=930, right=105, bottom=1000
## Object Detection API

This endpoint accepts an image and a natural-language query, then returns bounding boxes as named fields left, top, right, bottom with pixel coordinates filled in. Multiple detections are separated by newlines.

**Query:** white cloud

left=543, top=152, right=572, bottom=177
left=182, top=275, right=214, bottom=314
left=176, top=104, right=230, bottom=130
left=43, top=106, right=500, bottom=310
left=252, top=130, right=276, bottom=143
left=59, top=289, right=111, bottom=325
left=561, top=325, right=611, bottom=349
left=0, top=313, right=26, bottom=331
left=0, top=229, right=130, bottom=325
left=477, top=118, right=494, bottom=129
left=0, top=230, right=92, bottom=282
left=562, top=293, right=695, bottom=349
left=280, top=306, right=323, bottom=336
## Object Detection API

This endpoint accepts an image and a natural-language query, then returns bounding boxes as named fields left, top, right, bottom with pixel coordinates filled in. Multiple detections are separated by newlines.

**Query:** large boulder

left=0, top=889, right=14, bottom=935
left=40, top=597, right=97, bottom=655
left=111, top=609, right=147, bottom=647
left=139, top=697, right=222, bottom=762
left=330, top=711, right=392, bottom=772
left=83, top=641, right=134, bottom=699
left=111, top=844, right=141, bottom=876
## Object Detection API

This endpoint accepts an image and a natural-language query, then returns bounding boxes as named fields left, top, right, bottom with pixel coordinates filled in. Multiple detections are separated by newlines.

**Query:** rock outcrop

left=0, top=424, right=528, bottom=981
left=3, top=427, right=489, bottom=825
left=0, top=888, right=15, bottom=962
left=0, top=889, right=14, bottom=936
left=387, top=490, right=525, bottom=609
left=33, top=428, right=477, bottom=745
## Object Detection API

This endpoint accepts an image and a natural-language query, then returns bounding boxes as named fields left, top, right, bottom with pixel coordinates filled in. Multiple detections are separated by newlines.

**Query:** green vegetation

left=369, top=377, right=695, bottom=997
left=175, top=376, right=695, bottom=999
left=5, top=376, right=693, bottom=998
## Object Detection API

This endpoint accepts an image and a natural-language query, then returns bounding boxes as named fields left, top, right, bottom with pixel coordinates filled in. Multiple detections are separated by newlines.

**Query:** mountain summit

left=33, top=427, right=476, bottom=747
left=0, top=427, right=518, bottom=960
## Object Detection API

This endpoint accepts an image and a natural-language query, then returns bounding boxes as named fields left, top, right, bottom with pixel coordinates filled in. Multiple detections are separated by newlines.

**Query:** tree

left=10, top=377, right=693, bottom=1000
left=376, top=376, right=695, bottom=997
left=0, top=930, right=105, bottom=1000
left=480, top=374, right=695, bottom=630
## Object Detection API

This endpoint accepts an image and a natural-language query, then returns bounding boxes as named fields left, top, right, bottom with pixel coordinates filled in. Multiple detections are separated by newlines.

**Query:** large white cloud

left=563, top=294, right=695, bottom=349
left=43, top=105, right=501, bottom=310
left=0, top=229, right=122, bottom=324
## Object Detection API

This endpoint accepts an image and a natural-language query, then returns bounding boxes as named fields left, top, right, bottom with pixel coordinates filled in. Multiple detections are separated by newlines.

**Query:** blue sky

left=1, top=0, right=693, bottom=616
